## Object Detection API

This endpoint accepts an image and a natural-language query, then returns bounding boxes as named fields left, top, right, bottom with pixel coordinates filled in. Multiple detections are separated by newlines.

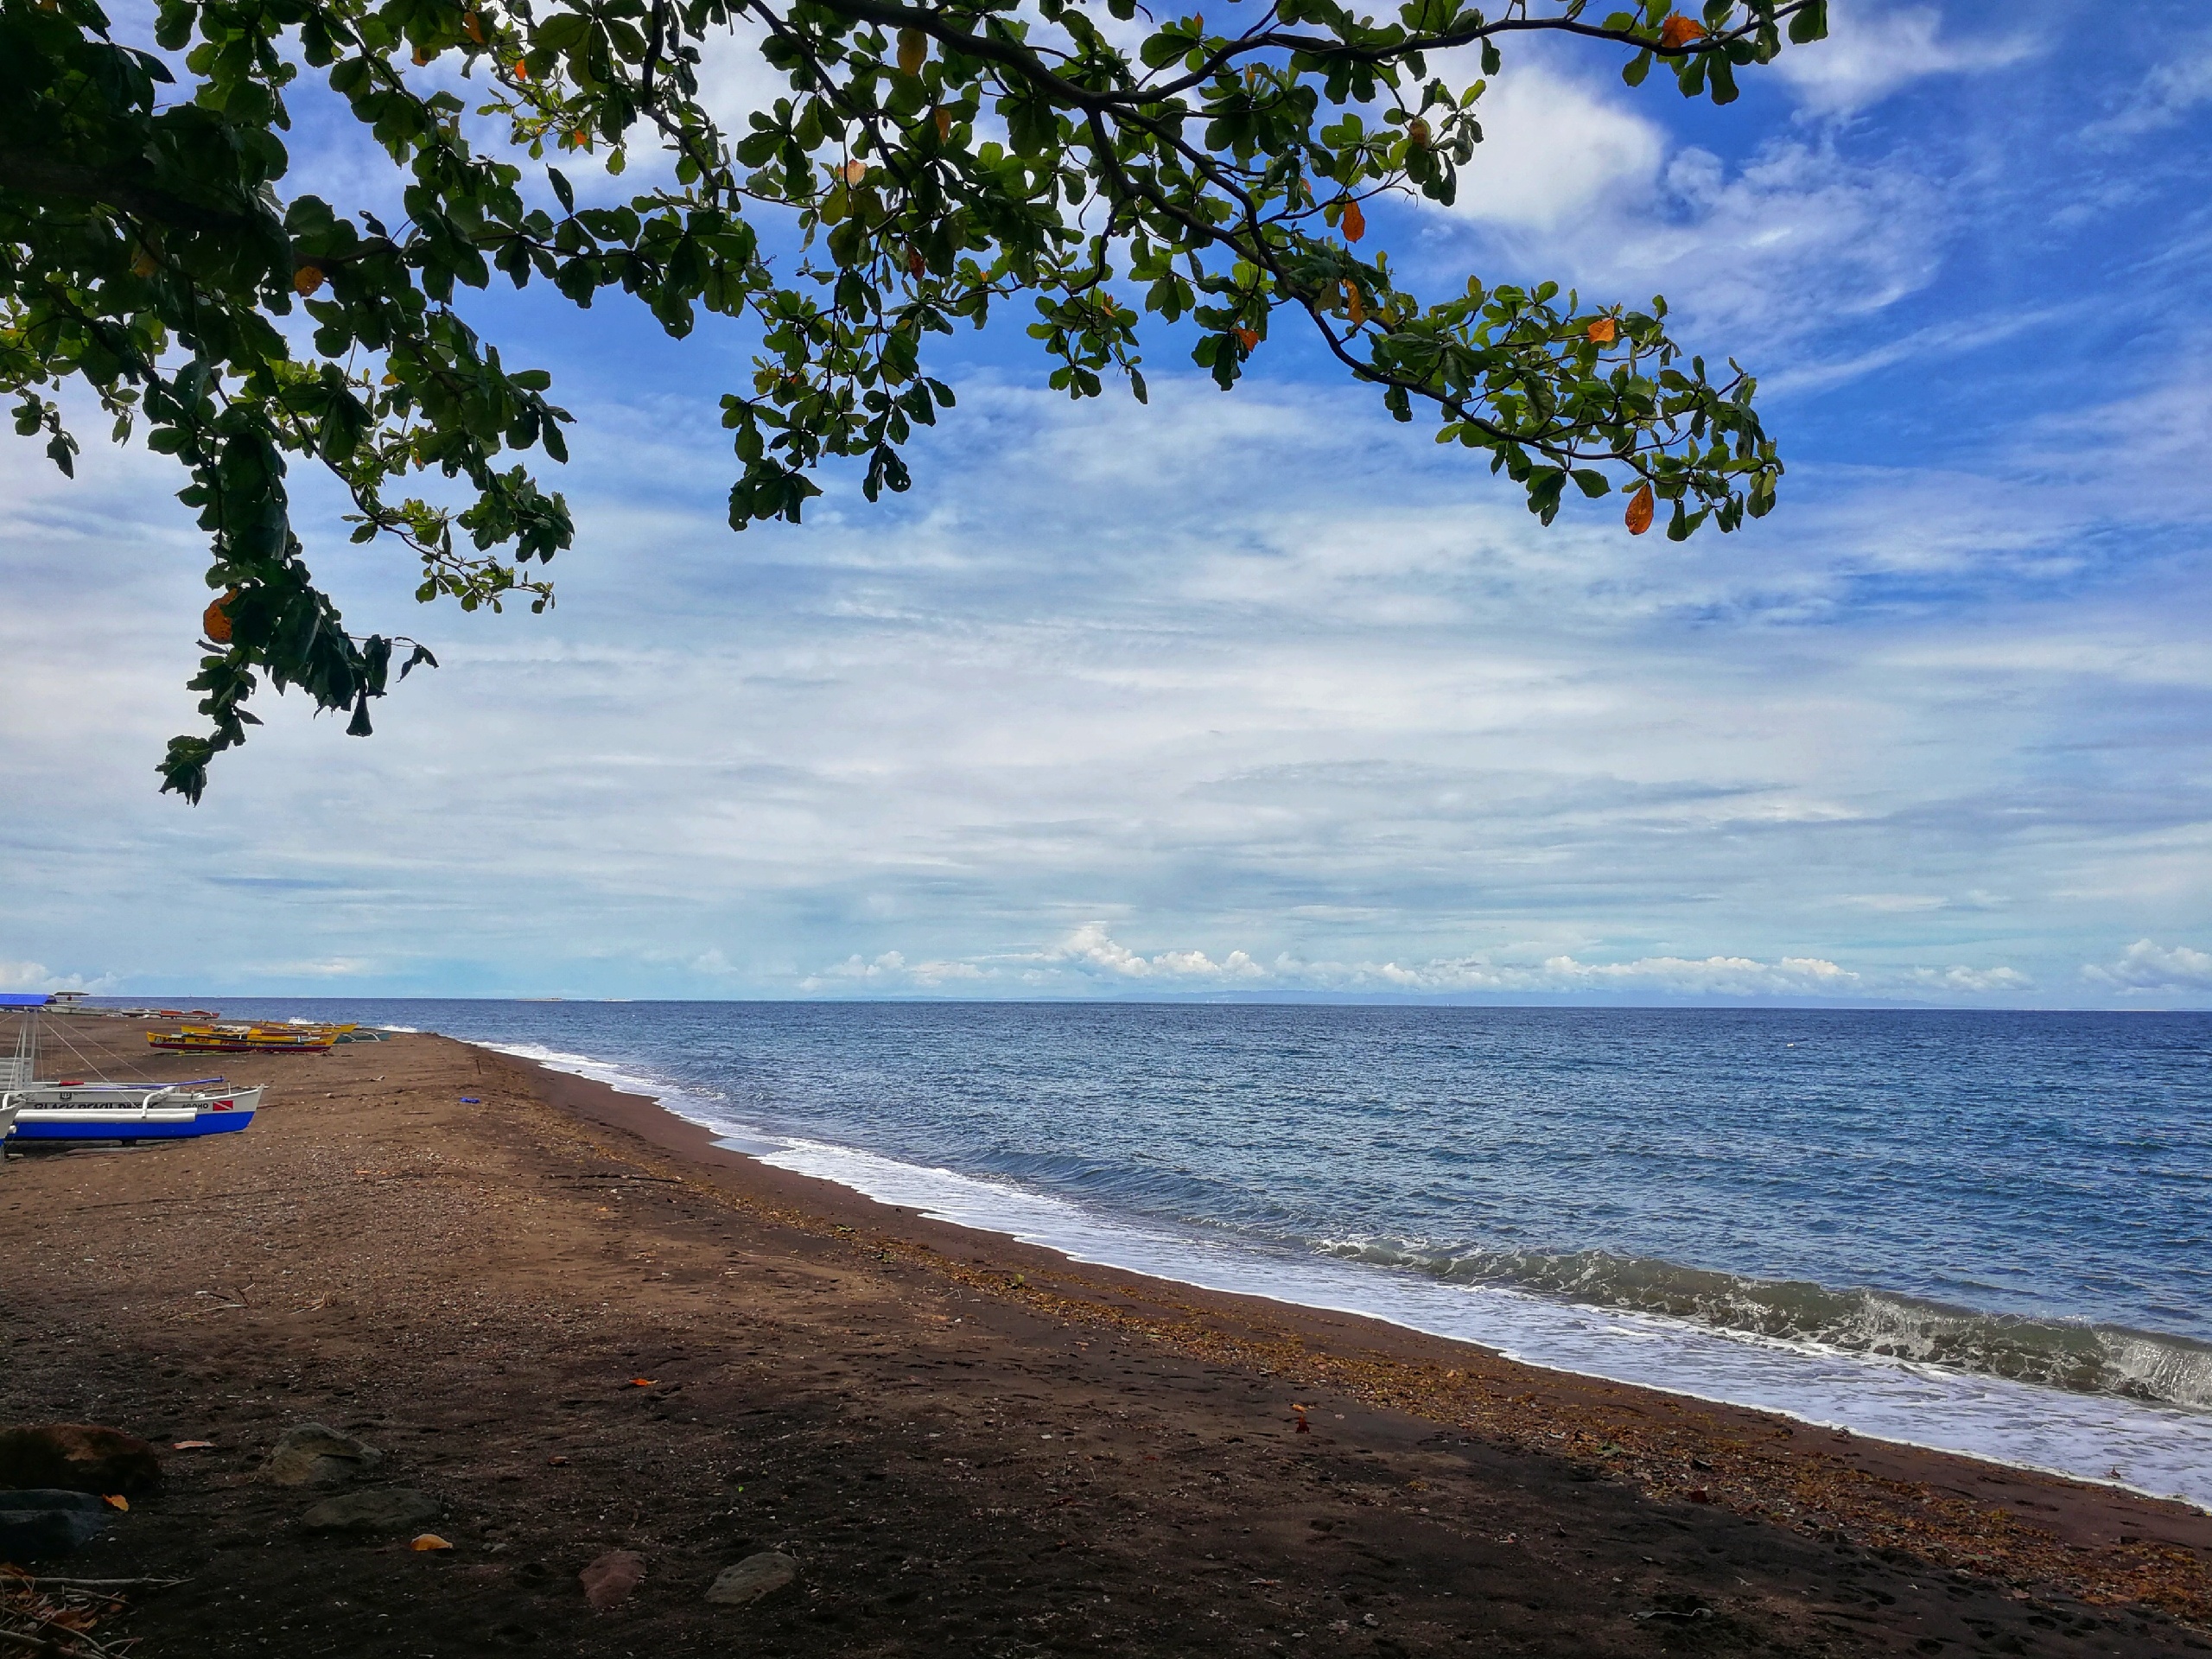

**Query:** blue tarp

left=0, top=995, right=49, bottom=1007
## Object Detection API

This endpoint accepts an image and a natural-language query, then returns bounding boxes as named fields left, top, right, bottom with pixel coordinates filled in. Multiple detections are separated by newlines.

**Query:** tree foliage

left=0, top=0, right=1827, bottom=798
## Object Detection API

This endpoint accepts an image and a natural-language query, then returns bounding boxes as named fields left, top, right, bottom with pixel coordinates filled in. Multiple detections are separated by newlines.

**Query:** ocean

left=152, top=1000, right=2212, bottom=1507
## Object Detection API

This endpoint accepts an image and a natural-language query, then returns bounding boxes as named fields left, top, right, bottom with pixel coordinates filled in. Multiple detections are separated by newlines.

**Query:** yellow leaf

left=103, top=1495, right=129, bottom=1511
left=1341, top=198, right=1366, bottom=243
left=293, top=264, right=326, bottom=296
left=1586, top=317, right=1618, bottom=345
left=1657, top=13, right=1704, bottom=49
left=1344, top=282, right=1366, bottom=328
left=411, top=1534, right=454, bottom=1551
left=897, top=26, right=927, bottom=76
left=1406, top=117, right=1430, bottom=147
left=1625, top=481, right=1656, bottom=536
left=131, top=249, right=158, bottom=277
left=840, top=159, right=867, bottom=185
left=933, top=105, right=952, bottom=141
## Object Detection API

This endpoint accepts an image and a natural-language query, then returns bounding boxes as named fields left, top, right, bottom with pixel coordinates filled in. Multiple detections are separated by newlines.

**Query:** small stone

left=705, top=1551, right=798, bottom=1607
left=300, top=1488, right=442, bottom=1534
left=0, top=1424, right=162, bottom=1497
left=0, top=1489, right=117, bottom=1560
left=581, top=1548, right=646, bottom=1611
left=264, top=1423, right=383, bottom=1488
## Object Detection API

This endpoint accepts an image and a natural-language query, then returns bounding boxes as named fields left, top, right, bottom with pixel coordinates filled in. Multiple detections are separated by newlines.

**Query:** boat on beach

left=147, top=1022, right=341, bottom=1054
left=3, top=1008, right=264, bottom=1145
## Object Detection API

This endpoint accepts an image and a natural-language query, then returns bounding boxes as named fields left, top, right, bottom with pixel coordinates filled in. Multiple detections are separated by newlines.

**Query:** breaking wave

left=1319, top=1239, right=2212, bottom=1414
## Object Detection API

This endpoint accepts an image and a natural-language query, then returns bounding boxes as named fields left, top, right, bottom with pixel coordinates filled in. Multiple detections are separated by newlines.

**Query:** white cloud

left=1446, top=64, right=1666, bottom=231
left=0, top=958, right=118, bottom=994
left=2084, top=35, right=2212, bottom=139
left=1904, top=964, right=2033, bottom=995
left=1772, top=3, right=2037, bottom=116
left=2082, top=940, right=2212, bottom=994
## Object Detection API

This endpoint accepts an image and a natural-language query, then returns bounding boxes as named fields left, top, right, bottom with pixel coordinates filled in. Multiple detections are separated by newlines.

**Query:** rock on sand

left=0, top=1489, right=118, bottom=1559
left=299, top=1489, right=442, bottom=1534
left=0, top=1423, right=162, bottom=1497
left=705, top=1552, right=798, bottom=1606
left=264, top=1423, right=383, bottom=1488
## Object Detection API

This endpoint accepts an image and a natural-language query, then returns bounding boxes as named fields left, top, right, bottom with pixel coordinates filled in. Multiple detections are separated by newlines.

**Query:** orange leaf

left=203, top=589, right=237, bottom=644
left=512, top=57, right=527, bottom=79
left=103, top=1495, right=129, bottom=1511
left=1341, top=198, right=1366, bottom=243
left=411, top=1533, right=454, bottom=1551
left=1406, top=116, right=1430, bottom=147
left=1657, top=13, right=1704, bottom=49
left=933, top=105, right=952, bottom=141
left=1234, top=327, right=1258, bottom=351
left=173, top=1440, right=215, bottom=1450
left=1625, top=481, right=1656, bottom=536
left=630, top=1377, right=656, bottom=1387
left=907, top=246, right=925, bottom=278
left=840, top=159, right=867, bottom=185
left=463, top=10, right=483, bottom=42
left=412, top=46, right=431, bottom=65
left=1586, top=317, right=1618, bottom=345
left=293, top=264, right=325, bottom=297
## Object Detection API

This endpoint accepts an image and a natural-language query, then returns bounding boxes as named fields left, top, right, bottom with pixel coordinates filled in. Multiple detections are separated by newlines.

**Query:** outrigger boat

left=3, top=1008, right=263, bottom=1145
left=148, top=1022, right=342, bottom=1054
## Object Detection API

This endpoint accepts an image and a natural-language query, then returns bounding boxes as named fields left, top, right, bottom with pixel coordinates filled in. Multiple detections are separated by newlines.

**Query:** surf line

left=474, top=1038, right=2212, bottom=1514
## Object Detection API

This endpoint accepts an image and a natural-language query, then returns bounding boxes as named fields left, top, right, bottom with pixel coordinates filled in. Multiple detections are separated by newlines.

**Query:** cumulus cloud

left=1446, top=63, right=1667, bottom=231
left=2082, top=940, right=2212, bottom=994
left=0, top=959, right=117, bottom=994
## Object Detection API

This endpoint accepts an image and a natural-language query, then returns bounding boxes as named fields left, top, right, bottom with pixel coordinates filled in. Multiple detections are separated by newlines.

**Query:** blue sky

left=5, top=0, right=2211, bottom=1005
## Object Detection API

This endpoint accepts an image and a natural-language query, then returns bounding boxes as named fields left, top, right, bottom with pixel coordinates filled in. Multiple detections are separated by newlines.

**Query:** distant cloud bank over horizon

left=5, top=2, right=2210, bottom=1010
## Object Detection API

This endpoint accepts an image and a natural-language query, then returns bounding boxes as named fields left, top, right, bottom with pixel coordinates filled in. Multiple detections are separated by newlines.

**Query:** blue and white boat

left=2, top=1003, right=263, bottom=1145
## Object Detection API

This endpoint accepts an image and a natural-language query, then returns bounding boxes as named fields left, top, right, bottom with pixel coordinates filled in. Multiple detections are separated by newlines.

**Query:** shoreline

left=4, top=1024, right=2209, bottom=1654
left=474, top=1035, right=2212, bottom=1513
left=489, top=1043, right=2212, bottom=1618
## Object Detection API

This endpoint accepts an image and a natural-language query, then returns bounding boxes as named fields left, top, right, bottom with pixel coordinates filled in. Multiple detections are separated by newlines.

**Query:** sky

left=4, top=0, right=2211, bottom=1006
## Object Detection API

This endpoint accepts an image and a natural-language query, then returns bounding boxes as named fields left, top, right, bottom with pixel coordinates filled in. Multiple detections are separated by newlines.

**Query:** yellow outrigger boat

left=147, top=1022, right=350, bottom=1055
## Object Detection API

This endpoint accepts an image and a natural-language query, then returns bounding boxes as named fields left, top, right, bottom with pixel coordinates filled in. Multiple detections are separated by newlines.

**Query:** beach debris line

left=1, top=1561, right=179, bottom=1658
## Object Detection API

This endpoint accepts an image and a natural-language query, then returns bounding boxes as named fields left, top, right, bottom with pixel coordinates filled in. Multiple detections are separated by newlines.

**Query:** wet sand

left=1, top=1022, right=2207, bottom=1656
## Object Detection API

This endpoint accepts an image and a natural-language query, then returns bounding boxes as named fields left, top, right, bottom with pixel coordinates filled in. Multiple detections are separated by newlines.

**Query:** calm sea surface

left=152, top=1001, right=2212, bottom=1503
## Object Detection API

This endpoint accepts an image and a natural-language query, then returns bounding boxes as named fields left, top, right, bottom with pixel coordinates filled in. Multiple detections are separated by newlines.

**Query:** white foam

left=478, top=1039, right=2212, bottom=1512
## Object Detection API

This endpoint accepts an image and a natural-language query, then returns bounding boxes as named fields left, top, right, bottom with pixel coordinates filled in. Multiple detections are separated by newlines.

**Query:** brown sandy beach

left=2, top=1022, right=2208, bottom=1656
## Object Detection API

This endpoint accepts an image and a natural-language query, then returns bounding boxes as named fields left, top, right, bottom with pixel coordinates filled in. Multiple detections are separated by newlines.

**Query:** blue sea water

left=124, top=1000, right=2212, bottom=1503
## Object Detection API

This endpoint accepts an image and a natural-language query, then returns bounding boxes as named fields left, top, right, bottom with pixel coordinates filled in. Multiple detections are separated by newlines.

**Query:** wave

left=1320, top=1240, right=2212, bottom=1414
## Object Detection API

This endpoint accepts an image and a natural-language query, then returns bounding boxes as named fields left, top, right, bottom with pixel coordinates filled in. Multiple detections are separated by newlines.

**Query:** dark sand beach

left=3, top=1023, right=2208, bottom=1656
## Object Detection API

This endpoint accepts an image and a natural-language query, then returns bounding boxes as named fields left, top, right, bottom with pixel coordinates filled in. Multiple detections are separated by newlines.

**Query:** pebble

left=264, top=1423, right=384, bottom=1488
left=300, top=1488, right=442, bottom=1534
left=705, top=1551, right=798, bottom=1607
